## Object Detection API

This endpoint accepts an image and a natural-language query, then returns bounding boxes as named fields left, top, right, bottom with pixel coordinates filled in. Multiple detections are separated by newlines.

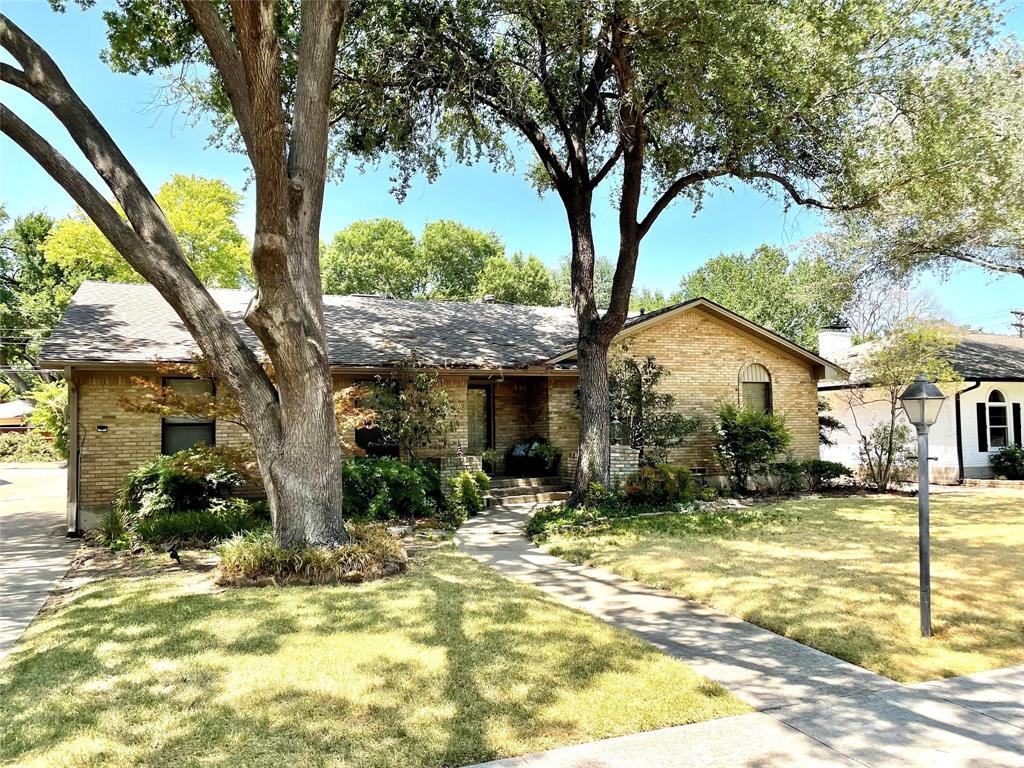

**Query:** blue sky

left=2, top=0, right=1021, bottom=332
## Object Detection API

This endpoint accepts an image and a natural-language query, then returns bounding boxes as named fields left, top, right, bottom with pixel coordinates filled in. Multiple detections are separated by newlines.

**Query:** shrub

left=342, top=457, right=433, bottom=521
left=990, top=445, right=1024, bottom=480
left=621, top=464, right=694, bottom=505
left=90, top=506, right=132, bottom=551
left=216, top=524, right=407, bottom=585
left=0, top=430, right=61, bottom=462
left=802, top=459, right=854, bottom=490
left=770, top=460, right=806, bottom=493
left=859, top=423, right=916, bottom=489
left=134, top=498, right=270, bottom=544
left=119, top=445, right=245, bottom=518
left=713, top=404, right=793, bottom=491
left=27, top=380, right=70, bottom=458
left=442, top=470, right=491, bottom=528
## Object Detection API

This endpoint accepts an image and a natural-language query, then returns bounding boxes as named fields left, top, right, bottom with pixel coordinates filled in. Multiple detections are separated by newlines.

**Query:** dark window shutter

left=1014, top=403, right=1022, bottom=447
left=977, top=403, right=988, bottom=452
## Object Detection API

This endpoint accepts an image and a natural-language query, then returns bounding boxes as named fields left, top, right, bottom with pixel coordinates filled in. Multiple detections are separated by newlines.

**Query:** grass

left=542, top=490, right=1024, bottom=683
left=0, top=547, right=746, bottom=768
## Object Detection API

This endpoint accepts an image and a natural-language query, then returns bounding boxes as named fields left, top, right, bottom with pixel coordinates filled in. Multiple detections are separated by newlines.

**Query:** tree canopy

left=321, top=217, right=557, bottom=304
left=478, top=251, right=556, bottom=305
left=824, top=44, right=1024, bottom=282
left=680, top=245, right=856, bottom=350
left=43, top=175, right=251, bottom=287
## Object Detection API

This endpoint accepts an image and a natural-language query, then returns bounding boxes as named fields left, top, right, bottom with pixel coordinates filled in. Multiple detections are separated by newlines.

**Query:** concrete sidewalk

left=0, top=466, right=76, bottom=660
left=456, top=505, right=895, bottom=710
left=457, top=505, right=1024, bottom=767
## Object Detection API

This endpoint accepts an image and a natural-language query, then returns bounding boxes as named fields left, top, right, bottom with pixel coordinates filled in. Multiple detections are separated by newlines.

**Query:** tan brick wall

left=546, top=377, right=580, bottom=481
left=76, top=371, right=162, bottom=511
left=618, top=308, right=821, bottom=468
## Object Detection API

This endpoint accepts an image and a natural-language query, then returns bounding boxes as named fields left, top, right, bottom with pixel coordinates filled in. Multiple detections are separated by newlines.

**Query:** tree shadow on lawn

left=1, top=549, right=736, bottom=768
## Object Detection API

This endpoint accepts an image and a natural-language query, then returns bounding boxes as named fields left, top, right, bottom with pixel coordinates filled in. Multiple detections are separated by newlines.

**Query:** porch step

left=492, top=490, right=571, bottom=506
left=489, top=475, right=562, bottom=490
left=489, top=483, right=568, bottom=498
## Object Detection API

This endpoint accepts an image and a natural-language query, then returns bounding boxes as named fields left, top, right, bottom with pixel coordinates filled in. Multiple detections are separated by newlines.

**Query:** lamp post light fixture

left=899, top=374, right=946, bottom=637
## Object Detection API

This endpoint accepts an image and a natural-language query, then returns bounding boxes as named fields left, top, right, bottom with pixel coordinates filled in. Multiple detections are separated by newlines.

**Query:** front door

left=467, top=385, right=493, bottom=453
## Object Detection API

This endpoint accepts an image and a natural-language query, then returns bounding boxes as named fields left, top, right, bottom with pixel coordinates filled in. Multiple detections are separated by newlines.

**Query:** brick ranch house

left=40, top=281, right=847, bottom=533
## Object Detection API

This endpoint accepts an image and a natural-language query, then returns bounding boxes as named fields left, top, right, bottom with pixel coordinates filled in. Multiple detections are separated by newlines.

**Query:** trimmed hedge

left=0, top=430, right=60, bottom=463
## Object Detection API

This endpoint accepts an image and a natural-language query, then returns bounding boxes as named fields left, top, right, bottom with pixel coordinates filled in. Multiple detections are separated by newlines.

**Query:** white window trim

left=986, top=388, right=1009, bottom=452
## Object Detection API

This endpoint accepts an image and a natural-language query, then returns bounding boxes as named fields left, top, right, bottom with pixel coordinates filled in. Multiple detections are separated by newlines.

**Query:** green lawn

left=0, top=547, right=746, bottom=768
left=542, top=491, right=1024, bottom=683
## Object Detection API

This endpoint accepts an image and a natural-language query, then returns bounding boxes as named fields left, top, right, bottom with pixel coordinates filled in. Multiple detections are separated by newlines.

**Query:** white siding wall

left=958, top=381, right=1024, bottom=478
left=821, top=386, right=960, bottom=484
left=822, top=381, right=1024, bottom=483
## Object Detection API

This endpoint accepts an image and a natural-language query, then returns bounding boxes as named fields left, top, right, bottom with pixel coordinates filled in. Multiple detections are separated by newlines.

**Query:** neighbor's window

left=988, top=389, right=1009, bottom=449
left=740, top=362, right=772, bottom=413
left=161, top=377, right=215, bottom=454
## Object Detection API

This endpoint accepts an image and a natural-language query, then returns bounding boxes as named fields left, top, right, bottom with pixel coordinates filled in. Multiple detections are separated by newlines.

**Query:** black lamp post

left=898, top=374, right=946, bottom=637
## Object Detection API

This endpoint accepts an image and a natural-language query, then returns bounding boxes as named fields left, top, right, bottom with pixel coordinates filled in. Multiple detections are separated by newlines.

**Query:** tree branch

left=737, top=169, right=874, bottom=212
left=589, top=141, right=622, bottom=190
left=0, top=104, right=145, bottom=258
left=638, top=167, right=730, bottom=239
left=287, top=0, right=348, bottom=313
left=181, top=0, right=257, bottom=154
left=1, top=13, right=178, bottom=256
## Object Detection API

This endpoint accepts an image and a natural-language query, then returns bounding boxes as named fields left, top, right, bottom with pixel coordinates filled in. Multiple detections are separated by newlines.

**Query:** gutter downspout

left=954, top=380, right=982, bottom=484
left=65, top=366, right=82, bottom=537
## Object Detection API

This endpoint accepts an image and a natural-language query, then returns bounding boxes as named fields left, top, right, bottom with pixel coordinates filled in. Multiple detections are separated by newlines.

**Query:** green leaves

left=680, top=245, right=855, bottom=350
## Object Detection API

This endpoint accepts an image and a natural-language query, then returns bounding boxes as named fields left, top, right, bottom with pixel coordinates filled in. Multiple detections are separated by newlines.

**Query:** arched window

left=987, top=390, right=1009, bottom=449
left=740, top=363, right=772, bottom=413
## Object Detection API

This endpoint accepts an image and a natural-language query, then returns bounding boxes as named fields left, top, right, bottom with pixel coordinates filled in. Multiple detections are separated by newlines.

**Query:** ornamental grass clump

left=215, top=524, right=408, bottom=587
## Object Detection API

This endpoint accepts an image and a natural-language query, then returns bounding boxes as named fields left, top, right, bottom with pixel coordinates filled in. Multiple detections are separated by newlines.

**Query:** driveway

left=0, top=465, right=76, bottom=660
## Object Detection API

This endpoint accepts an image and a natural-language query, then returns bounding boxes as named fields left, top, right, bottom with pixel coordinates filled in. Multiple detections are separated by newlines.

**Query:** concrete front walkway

left=0, top=466, right=76, bottom=660
left=457, top=505, right=1024, bottom=768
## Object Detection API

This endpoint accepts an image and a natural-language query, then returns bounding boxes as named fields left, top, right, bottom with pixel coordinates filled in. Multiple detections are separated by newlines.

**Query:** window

left=161, top=377, right=215, bottom=454
left=354, top=381, right=399, bottom=458
left=739, top=363, right=772, bottom=413
left=988, top=390, right=1009, bottom=449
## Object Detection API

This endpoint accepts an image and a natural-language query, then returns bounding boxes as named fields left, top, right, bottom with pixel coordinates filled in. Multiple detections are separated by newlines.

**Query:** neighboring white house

left=818, top=330, right=1024, bottom=483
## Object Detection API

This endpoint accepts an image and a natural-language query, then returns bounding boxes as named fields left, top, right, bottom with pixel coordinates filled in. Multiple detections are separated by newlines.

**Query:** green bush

left=216, top=524, right=407, bottom=584
left=770, top=460, right=806, bottom=493
left=134, top=498, right=270, bottom=544
left=119, top=445, right=245, bottom=518
left=990, top=445, right=1024, bottom=480
left=0, top=430, right=61, bottom=462
left=713, top=404, right=793, bottom=491
left=802, top=459, right=854, bottom=490
left=27, top=379, right=69, bottom=458
left=442, top=470, right=491, bottom=528
left=90, top=506, right=133, bottom=551
left=621, top=464, right=694, bottom=505
left=342, top=457, right=433, bottom=521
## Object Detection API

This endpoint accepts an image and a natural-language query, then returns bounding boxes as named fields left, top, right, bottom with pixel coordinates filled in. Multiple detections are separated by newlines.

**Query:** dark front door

left=467, top=385, right=494, bottom=453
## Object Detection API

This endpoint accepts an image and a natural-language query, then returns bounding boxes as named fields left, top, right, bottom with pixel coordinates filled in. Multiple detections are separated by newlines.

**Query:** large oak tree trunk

left=1, top=5, right=352, bottom=547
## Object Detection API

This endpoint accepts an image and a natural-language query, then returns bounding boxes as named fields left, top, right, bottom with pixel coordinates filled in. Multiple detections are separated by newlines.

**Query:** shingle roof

left=824, top=332, right=1024, bottom=385
left=39, top=281, right=581, bottom=369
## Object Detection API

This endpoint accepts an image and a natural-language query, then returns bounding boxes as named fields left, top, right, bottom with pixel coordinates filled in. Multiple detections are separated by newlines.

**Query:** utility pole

left=1011, top=310, right=1024, bottom=338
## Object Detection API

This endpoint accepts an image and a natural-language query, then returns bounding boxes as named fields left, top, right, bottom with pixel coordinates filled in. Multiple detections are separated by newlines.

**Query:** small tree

left=608, top=352, right=698, bottom=465
left=371, top=356, right=457, bottom=461
left=818, top=398, right=844, bottom=448
left=713, top=404, right=793, bottom=492
left=26, top=378, right=68, bottom=458
left=838, top=320, right=961, bottom=490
